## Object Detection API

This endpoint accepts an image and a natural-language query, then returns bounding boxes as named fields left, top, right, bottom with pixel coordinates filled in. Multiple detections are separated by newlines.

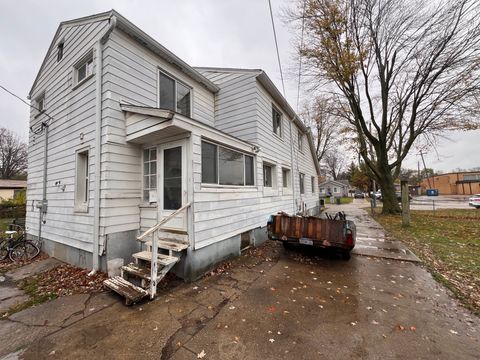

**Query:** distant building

left=0, top=180, right=27, bottom=201
left=420, top=172, right=480, bottom=195
left=319, top=180, right=349, bottom=197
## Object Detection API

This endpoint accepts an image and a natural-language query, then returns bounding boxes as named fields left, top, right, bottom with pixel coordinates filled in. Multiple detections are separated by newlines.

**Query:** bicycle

left=0, top=223, right=40, bottom=262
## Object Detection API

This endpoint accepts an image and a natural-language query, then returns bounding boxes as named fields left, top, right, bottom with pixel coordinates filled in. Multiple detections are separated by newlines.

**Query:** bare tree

left=289, top=0, right=480, bottom=213
left=324, top=150, right=345, bottom=180
left=0, top=128, right=27, bottom=179
left=301, top=96, right=340, bottom=164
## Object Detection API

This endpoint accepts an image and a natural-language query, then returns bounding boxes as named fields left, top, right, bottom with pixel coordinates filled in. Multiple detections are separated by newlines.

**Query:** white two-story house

left=26, top=10, right=320, bottom=297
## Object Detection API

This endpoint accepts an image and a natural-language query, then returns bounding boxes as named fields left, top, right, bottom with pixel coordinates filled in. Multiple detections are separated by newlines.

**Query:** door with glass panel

left=158, top=140, right=187, bottom=230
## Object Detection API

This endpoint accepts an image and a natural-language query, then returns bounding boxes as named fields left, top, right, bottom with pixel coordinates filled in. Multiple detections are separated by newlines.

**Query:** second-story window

left=36, top=93, right=45, bottom=113
left=74, top=52, right=93, bottom=85
left=159, top=71, right=191, bottom=117
left=57, top=42, right=64, bottom=62
left=272, top=105, right=282, bottom=137
left=298, top=130, right=304, bottom=152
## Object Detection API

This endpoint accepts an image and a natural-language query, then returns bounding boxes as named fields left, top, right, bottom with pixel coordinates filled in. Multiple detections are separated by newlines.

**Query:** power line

left=296, top=0, right=306, bottom=112
left=0, top=84, right=53, bottom=133
left=267, top=0, right=286, bottom=97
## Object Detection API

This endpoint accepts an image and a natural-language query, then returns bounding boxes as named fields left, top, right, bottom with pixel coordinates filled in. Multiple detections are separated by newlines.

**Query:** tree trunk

left=376, top=165, right=401, bottom=214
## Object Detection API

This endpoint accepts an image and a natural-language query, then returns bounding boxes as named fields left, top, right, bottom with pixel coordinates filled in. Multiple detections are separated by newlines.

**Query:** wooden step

left=121, top=263, right=152, bottom=280
left=132, top=251, right=179, bottom=266
left=103, top=276, right=148, bottom=305
left=160, top=227, right=188, bottom=235
left=145, top=239, right=189, bottom=252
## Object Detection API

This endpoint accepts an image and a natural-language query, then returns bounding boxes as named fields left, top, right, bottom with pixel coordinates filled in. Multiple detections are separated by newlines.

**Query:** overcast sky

left=0, top=0, right=478, bottom=173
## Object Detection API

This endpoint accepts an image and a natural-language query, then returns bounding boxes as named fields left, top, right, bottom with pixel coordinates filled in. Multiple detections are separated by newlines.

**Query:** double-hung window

left=143, top=148, right=157, bottom=202
left=272, top=105, right=282, bottom=137
left=263, top=164, right=273, bottom=187
left=299, top=173, right=305, bottom=194
left=282, top=168, right=291, bottom=188
left=75, top=150, right=89, bottom=211
left=74, top=52, right=93, bottom=85
left=159, top=71, right=191, bottom=117
left=298, top=130, right=304, bottom=152
left=201, top=141, right=254, bottom=186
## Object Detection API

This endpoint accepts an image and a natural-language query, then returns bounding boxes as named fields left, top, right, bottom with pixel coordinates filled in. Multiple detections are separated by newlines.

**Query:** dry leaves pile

left=27, top=264, right=108, bottom=297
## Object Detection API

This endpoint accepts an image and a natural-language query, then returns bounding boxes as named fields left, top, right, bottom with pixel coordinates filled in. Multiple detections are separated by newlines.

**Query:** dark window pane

left=272, top=106, right=282, bottom=136
left=263, top=165, right=272, bottom=187
left=163, top=147, right=182, bottom=210
left=177, top=82, right=191, bottom=117
left=143, top=149, right=149, bottom=161
left=245, top=156, right=254, bottom=186
left=300, top=173, right=305, bottom=194
left=78, top=64, right=86, bottom=81
left=201, top=142, right=217, bottom=183
left=219, top=147, right=243, bottom=185
left=282, top=169, right=289, bottom=188
left=159, top=72, right=175, bottom=111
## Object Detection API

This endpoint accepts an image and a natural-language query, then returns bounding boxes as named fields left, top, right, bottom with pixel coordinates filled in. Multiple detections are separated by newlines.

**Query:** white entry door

left=158, top=140, right=187, bottom=230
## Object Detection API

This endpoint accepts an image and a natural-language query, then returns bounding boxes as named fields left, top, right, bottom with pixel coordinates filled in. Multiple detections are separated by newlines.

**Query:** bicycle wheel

left=0, top=239, right=8, bottom=260
left=9, top=241, right=40, bottom=262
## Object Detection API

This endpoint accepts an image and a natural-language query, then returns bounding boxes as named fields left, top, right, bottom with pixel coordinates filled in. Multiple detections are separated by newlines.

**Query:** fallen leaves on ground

left=375, top=209, right=480, bottom=314
left=23, top=264, right=108, bottom=297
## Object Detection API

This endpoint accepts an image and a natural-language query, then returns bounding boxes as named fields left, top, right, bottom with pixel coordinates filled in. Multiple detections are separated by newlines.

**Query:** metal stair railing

left=137, top=202, right=191, bottom=298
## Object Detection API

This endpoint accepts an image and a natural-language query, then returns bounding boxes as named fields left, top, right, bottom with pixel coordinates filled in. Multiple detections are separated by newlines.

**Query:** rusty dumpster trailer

left=267, top=212, right=356, bottom=260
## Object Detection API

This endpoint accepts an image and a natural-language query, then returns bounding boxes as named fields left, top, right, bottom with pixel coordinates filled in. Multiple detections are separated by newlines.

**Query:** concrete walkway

left=1, top=202, right=479, bottom=359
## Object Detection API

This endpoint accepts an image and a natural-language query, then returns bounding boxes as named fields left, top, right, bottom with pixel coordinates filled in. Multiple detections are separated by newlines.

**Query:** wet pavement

left=327, top=200, right=421, bottom=262
left=1, top=200, right=479, bottom=359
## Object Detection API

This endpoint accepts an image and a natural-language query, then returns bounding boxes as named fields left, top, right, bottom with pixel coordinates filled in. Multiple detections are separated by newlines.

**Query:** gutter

left=92, top=15, right=117, bottom=272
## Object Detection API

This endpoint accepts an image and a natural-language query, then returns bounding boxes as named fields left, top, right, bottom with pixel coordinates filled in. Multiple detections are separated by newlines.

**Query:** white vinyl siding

left=26, top=19, right=110, bottom=254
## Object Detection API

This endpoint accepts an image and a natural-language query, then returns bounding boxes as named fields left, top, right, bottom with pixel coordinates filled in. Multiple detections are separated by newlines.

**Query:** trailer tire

left=283, top=242, right=294, bottom=250
left=340, top=250, right=351, bottom=261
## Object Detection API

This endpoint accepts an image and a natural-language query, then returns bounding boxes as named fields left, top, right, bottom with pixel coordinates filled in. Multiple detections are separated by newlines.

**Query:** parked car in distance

left=354, top=191, right=365, bottom=199
left=375, top=190, right=382, bottom=200
left=469, top=194, right=480, bottom=209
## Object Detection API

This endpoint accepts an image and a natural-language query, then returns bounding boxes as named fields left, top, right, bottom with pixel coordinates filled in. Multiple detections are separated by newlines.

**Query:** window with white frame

left=333, top=187, right=338, bottom=193
left=143, top=148, right=157, bottom=202
left=57, top=41, right=64, bottom=62
left=299, top=173, right=305, bottom=194
left=311, top=176, right=315, bottom=193
left=282, top=168, right=291, bottom=188
left=201, top=141, right=254, bottom=186
left=263, top=163, right=275, bottom=188
left=320, top=187, right=325, bottom=194
left=75, top=150, right=89, bottom=210
left=74, top=52, right=94, bottom=85
left=159, top=71, right=191, bottom=117
left=35, top=93, right=45, bottom=113
left=272, top=105, right=282, bottom=137
left=298, top=130, right=304, bottom=152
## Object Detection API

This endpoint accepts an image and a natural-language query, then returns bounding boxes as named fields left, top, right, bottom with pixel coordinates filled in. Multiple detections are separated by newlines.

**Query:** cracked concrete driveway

left=1, top=200, right=479, bottom=359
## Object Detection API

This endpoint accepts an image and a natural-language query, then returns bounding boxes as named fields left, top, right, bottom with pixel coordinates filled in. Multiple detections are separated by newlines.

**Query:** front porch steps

left=103, top=276, right=149, bottom=305
left=144, top=239, right=189, bottom=252
left=132, top=251, right=179, bottom=266
left=103, top=227, right=189, bottom=305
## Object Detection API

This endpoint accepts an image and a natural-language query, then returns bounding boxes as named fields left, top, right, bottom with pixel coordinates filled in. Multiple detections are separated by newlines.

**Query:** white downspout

left=91, top=16, right=117, bottom=273
left=289, top=119, right=296, bottom=213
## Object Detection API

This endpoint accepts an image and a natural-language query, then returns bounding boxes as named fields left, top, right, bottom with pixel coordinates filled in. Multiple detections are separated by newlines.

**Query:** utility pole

left=420, top=151, right=432, bottom=189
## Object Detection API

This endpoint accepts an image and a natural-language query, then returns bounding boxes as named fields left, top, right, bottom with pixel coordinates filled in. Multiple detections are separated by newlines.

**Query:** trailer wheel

left=340, top=250, right=351, bottom=261
left=283, top=242, right=294, bottom=250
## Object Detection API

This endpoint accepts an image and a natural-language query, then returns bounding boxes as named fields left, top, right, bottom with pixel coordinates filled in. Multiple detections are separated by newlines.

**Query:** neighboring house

left=0, top=180, right=27, bottom=201
left=319, top=180, right=349, bottom=197
left=26, top=10, right=321, bottom=285
left=420, top=172, right=480, bottom=195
